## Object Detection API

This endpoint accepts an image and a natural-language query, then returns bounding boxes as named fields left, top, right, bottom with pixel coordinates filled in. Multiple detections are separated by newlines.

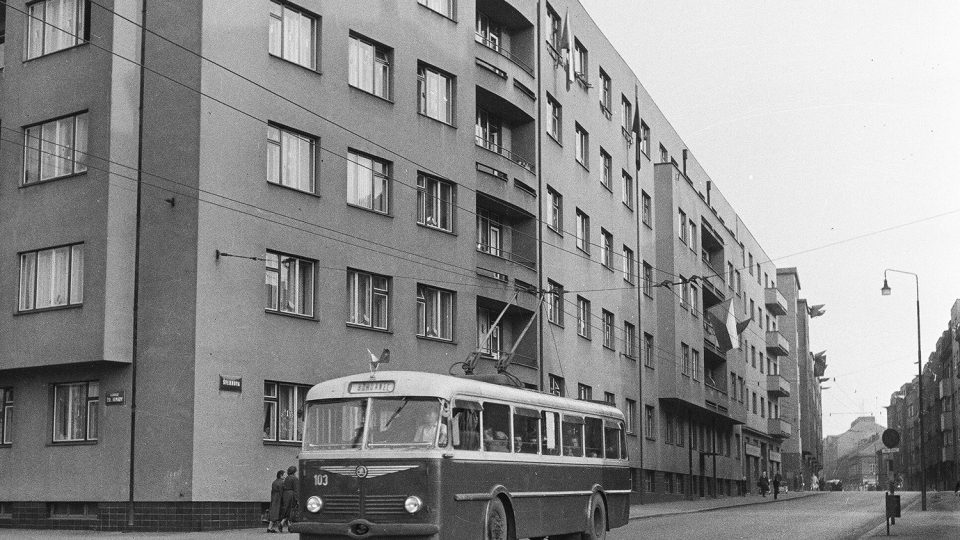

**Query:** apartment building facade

left=0, top=0, right=801, bottom=530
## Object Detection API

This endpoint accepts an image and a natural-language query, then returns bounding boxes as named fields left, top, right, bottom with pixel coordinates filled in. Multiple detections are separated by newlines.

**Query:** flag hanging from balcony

left=706, top=299, right=747, bottom=352
left=560, top=9, right=574, bottom=91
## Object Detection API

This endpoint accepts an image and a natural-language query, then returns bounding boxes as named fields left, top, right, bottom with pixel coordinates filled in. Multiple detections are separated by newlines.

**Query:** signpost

left=882, top=429, right=900, bottom=535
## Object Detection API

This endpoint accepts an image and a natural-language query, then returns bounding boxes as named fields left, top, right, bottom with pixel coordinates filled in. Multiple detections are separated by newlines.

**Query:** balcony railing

left=768, top=417, right=792, bottom=438
left=765, top=330, right=790, bottom=357
left=476, top=136, right=536, bottom=173
left=475, top=33, right=534, bottom=76
left=764, top=287, right=788, bottom=316
left=766, top=374, right=791, bottom=397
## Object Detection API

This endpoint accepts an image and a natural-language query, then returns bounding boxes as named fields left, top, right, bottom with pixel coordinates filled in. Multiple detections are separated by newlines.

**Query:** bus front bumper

left=290, top=519, right=440, bottom=538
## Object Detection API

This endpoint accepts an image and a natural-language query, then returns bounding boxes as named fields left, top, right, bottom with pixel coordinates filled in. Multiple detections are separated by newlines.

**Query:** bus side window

left=542, top=411, right=560, bottom=455
left=483, top=402, right=511, bottom=452
left=584, top=417, right=603, bottom=458
left=561, top=415, right=584, bottom=457
left=604, top=420, right=623, bottom=459
left=513, top=407, right=540, bottom=454
left=452, top=400, right=481, bottom=451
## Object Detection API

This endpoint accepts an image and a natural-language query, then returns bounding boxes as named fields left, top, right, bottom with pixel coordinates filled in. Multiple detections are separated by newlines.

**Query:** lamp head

left=881, top=278, right=891, bottom=296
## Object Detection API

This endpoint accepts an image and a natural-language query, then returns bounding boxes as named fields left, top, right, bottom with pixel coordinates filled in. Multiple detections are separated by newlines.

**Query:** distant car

left=825, top=479, right=843, bottom=491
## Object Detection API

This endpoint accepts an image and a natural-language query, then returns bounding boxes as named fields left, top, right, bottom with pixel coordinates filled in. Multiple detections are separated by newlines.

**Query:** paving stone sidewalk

left=629, top=490, right=821, bottom=520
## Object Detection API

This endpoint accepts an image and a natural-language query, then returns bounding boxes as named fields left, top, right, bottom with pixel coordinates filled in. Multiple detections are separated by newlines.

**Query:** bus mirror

left=442, top=452, right=454, bottom=459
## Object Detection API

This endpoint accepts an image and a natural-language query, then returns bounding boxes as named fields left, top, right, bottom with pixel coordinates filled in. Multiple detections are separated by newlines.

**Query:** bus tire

left=582, top=493, right=607, bottom=540
left=484, top=497, right=514, bottom=540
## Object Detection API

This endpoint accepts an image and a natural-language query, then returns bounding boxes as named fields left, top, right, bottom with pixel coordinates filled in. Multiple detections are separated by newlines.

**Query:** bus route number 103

left=313, top=474, right=329, bottom=486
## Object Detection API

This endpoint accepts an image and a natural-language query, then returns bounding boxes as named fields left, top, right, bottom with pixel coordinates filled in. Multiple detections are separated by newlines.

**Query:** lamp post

left=881, top=269, right=926, bottom=511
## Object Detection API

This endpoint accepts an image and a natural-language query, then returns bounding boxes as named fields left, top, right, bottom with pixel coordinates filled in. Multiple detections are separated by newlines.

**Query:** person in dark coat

left=279, top=465, right=299, bottom=531
left=758, top=471, right=770, bottom=497
left=773, top=471, right=782, bottom=500
left=267, top=470, right=284, bottom=533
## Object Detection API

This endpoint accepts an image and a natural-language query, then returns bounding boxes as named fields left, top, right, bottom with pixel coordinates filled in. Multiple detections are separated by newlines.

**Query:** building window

left=18, top=243, right=84, bottom=312
left=547, top=186, right=563, bottom=233
left=642, top=263, right=653, bottom=297
left=680, top=275, right=690, bottom=309
left=624, top=321, right=637, bottom=359
left=263, top=381, right=310, bottom=442
left=600, top=229, right=613, bottom=268
left=691, top=283, right=700, bottom=316
left=575, top=209, right=590, bottom=253
left=600, top=147, right=612, bottom=190
left=418, top=0, right=455, bottom=19
left=689, top=221, right=697, bottom=252
left=417, top=173, right=454, bottom=232
left=22, top=112, right=88, bottom=185
left=348, top=34, right=391, bottom=99
left=678, top=209, right=688, bottom=244
left=659, top=144, right=668, bottom=164
left=601, top=310, right=615, bottom=349
left=475, top=108, right=503, bottom=153
left=546, top=280, right=564, bottom=326
left=575, top=123, right=589, bottom=167
left=573, top=39, right=588, bottom=82
left=417, top=284, right=454, bottom=340
left=622, top=245, right=635, bottom=283
left=639, top=121, right=650, bottom=156
left=347, top=150, right=389, bottom=213
left=599, top=68, right=612, bottom=115
left=265, top=251, right=314, bottom=317
left=576, top=296, right=591, bottom=339
left=681, top=343, right=690, bottom=376
left=739, top=377, right=745, bottom=403
left=1, top=388, right=12, bottom=445
left=267, top=124, right=316, bottom=193
left=547, top=93, right=562, bottom=142
left=549, top=374, right=565, bottom=396
left=577, top=383, right=593, bottom=401
left=622, top=171, right=634, bottom=209
left=546, top=4, right=561, bottom=49
left=268, top=1, right=317, bottom=70
left=476, top=209, right=503, bottom=257
left=25, top=0, right=87, bottom=59
left=644, top=405, right=655, bottom=440
left=621, top=95, right=632, bottom=135
left=477, top=307, right=502, bottom=359
left=643, top=332, right=654, bottom=368
left=417, top=63, right=454, bottom=124
left=347, top=269, right=389, bottom=330
left=664, top=412, right=674, bottom=444
left=641, top=190, right=652, bottom=227
left=760, top=396, right=766, bottom=417
left=692, top=349, right=702, bottom=382
left=752, top=392, right=757, bottom=414
left=625, top=399, right=636, bottom=434
left=475, top=11, right=501, bottom=51
left=748, top=253, right=754, bottom=275
left=52, top=381, right=97, bottom=442
left=604, top=392, right=615, bottom=406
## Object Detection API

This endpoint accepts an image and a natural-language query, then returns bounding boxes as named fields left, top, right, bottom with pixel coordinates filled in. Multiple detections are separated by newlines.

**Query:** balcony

left=476, top=193, right=537, bottom=277
left=475, top=2, right=536, bottom=116
left=765, top=287, right=788, bottom=316
left=768, top=418, right=792, bottom=439
left=942, top=413, right=952, bottom=432
left=765, top=330, right=790, bottom=357
left=766, top=374, right=791, bottom=397
left=704, top=382, right=730, bottom=415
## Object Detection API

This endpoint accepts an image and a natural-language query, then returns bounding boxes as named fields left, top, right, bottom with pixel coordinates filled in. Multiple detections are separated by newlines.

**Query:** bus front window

left=302, top=398, right=367, bottom=451
left=367, top=397, right=446, bottom=448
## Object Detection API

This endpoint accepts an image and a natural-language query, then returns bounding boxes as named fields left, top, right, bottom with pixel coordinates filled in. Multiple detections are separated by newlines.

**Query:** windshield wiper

left=383, top=398, right=409, bottom=429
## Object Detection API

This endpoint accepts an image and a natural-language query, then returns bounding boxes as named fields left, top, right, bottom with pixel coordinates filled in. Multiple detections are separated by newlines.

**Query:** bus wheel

left=484, top=497, right=512, bottom=540
left=583, top=494, right=607, bottom=540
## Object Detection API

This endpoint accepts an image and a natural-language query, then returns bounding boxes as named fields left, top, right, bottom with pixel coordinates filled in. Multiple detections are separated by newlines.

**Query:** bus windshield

left=302, top=397, right=447, bottom=451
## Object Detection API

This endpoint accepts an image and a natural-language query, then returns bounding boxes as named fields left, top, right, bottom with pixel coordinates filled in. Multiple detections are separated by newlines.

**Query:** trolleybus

left=290, top=370, right=631, bottom=539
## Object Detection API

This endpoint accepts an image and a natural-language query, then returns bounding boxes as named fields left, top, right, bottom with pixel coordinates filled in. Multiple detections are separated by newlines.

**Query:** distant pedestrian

left=758, top=471, right=770, bottom=497
left=773, top=472, right=782, bottom=500
left=810, top=473, right=820, bottom=492
left=267, top=470, right=284, bottom=533
left=954, top=480, right=959, bottom=497
left=279, top=465, right=299, bottom=532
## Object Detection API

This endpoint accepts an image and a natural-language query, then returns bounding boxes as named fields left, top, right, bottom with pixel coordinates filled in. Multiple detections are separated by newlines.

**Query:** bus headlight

left=404, top=495, right=423, bottom=514
left=306, top=496, right=323, bottom=513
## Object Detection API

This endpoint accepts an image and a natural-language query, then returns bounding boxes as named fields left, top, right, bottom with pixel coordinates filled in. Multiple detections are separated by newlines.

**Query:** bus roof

left=305, top=371, right=625, bottom=420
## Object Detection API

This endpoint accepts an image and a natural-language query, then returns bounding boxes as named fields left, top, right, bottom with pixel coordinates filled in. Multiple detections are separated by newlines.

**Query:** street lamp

left=881, top=269, right=926, bottom=511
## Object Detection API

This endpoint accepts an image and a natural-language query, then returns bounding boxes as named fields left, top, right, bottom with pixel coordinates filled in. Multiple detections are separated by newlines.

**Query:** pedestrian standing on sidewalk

left=758, top=471, right=770, bottom=497
left=267, top=470, right=285, bottom=533
left=279, top=465, right=299, bottom=532
left=954, top=479, right=959, bottom=497
left=773, top=471, right=782, bottom=500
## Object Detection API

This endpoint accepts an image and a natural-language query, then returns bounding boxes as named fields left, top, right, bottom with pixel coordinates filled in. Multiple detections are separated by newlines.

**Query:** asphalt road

left=610, top=491, right=920, bottom=540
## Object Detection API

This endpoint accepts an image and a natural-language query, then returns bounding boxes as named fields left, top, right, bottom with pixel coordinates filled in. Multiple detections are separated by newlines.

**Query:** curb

left=628, top=492, right=818, bottom=521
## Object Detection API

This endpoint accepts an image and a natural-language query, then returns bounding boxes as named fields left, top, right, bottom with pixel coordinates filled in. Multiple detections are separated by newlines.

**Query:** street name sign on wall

left=105, top=391, right=125, bottom=405
left=219, top=375, right=242, bottom=392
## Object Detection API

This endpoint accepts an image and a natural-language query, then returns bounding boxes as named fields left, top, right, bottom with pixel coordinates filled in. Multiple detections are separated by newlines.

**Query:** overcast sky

left=581, top=0, right=960, bottom=436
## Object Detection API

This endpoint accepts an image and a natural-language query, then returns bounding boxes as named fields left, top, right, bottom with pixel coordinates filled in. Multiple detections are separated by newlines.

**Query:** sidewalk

left=629, top=490, right=821, bottom=520
left=862, top=491, right=960, bottom=538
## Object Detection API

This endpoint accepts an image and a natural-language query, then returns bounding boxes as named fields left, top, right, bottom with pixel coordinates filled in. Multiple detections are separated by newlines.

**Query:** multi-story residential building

left=822, top=416, right=884, bottom=482
left=0, top=0, right=801, bottom=530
